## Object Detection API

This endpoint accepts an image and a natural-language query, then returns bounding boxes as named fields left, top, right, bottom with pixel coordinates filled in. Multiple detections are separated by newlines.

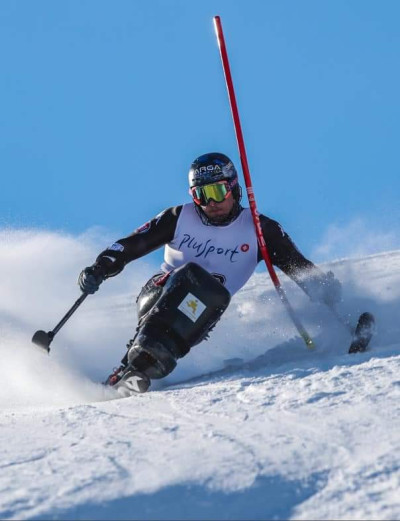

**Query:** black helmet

left=188, top=152, right=238, bottom=188
left=188, top=152, right=242, bottom=226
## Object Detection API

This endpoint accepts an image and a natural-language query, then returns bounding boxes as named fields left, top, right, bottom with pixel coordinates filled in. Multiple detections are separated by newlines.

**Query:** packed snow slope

left=0, top=229, right=399, bottom=520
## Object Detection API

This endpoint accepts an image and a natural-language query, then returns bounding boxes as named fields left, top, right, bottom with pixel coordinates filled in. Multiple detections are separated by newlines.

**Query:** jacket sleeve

left=94, top=206, right=182, bottom=277
left=258, top=215, right=343, bottom=304
left=258, top=214, right=321, bottom=282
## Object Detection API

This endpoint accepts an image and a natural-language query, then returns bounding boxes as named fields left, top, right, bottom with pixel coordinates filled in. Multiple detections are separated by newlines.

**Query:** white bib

left=162, top=204, right=258, bottom=295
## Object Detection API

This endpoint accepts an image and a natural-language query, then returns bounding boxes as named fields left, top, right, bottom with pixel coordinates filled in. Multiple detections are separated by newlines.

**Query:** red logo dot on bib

left=241, top=244, right=249, bottom=252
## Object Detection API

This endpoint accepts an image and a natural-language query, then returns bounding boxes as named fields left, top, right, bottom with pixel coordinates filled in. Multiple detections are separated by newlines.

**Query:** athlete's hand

left=78, top=264, right=105, bottom=294
left=305, top=271, right=342, bottom=307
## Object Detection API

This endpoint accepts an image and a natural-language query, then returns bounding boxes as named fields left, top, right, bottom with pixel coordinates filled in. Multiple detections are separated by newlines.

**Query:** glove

left=304, top=271, right=342, bottom=308
left=78, top=264, right=106, bottom=294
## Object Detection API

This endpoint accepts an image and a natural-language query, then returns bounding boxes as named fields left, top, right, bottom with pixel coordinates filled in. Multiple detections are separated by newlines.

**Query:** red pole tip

left=213, top=16, right=222, bottom=40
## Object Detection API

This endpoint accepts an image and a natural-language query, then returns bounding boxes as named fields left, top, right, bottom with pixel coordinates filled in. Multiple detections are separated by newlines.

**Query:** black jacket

left=95, top=206, right=318, bottom=289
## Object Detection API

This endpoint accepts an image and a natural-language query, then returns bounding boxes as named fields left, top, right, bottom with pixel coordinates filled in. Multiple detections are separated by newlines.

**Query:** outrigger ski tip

left=348, top=312, right=375, bottom=354
left=31, top=293, right=89, bottom=354
left=32, top=330, right=53, bottom=353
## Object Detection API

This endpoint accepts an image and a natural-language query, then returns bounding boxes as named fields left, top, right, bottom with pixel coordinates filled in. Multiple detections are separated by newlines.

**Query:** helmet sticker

left=222, top=161, right=235, bottom=176
left=193, top=165, right=222, bottom=176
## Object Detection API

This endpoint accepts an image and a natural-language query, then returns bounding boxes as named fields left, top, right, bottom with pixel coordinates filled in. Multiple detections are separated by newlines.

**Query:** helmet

left=188, top=152, right=238, bottom=189
left=188, top=153, right=242, bottom=226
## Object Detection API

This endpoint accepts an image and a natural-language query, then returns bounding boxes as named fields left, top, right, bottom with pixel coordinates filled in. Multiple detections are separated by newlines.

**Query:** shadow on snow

left=36, top=472, right=328, bottom=521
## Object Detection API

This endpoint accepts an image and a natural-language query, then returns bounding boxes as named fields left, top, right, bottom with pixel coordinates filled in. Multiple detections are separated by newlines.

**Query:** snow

left=0, top=230, right=399, bottom=520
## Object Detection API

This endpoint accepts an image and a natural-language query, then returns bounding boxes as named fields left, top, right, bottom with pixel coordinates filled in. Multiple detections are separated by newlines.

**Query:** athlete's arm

left=257, top=215, right=342, bottom=305
left=258, top=215, right=317, bottom=278
left=96, top=206, right=182, bottom=277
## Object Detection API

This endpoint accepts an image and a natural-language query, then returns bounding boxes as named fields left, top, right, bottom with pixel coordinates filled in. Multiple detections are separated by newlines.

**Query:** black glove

left=303, top=271, right=342, bottom=308
left=78, top=264, right=106, bottom=294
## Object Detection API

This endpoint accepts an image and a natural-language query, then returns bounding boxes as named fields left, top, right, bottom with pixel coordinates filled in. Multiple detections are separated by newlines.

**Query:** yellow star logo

left=187, top=299, right=198, bottom=315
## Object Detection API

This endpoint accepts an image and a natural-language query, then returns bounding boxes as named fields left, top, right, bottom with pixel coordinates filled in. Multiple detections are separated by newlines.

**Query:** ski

left=348, top=312, right=376, bottom=354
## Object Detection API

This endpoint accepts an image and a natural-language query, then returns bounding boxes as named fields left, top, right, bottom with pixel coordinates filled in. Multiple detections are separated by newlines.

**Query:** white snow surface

left=0, top=229, right=399, bottom=520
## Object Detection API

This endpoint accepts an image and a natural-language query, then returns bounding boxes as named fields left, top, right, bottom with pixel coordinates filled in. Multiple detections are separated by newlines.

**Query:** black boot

left=104, top=364, right=150, bottom=395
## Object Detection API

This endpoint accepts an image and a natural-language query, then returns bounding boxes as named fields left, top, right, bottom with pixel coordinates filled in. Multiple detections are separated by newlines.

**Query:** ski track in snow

left=0, top=232, right=399, bottom=520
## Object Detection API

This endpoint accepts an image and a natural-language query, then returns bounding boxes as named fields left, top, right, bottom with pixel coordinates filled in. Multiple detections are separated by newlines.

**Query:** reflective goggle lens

left=192, top=182, right=230, bottom=205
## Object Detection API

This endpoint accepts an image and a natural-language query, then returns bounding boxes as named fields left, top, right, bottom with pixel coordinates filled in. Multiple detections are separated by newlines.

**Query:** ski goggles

left=191, top=181, right=233, bottom=206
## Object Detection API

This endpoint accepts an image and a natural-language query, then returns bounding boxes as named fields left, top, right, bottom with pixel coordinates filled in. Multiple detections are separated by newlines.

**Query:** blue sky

left=1, top=0, right=399, bottom=265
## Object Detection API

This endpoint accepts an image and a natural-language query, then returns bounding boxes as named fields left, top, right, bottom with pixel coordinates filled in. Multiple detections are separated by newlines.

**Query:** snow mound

left=0, top=229, right=399, bottom=519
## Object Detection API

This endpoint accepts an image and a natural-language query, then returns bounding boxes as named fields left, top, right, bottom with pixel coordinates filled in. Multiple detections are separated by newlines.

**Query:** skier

left=78, top=153, right=341, bottom=395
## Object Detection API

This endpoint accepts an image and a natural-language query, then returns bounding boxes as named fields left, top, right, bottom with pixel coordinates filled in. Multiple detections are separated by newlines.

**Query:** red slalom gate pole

left=213, top=15, right=314, bottom=349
